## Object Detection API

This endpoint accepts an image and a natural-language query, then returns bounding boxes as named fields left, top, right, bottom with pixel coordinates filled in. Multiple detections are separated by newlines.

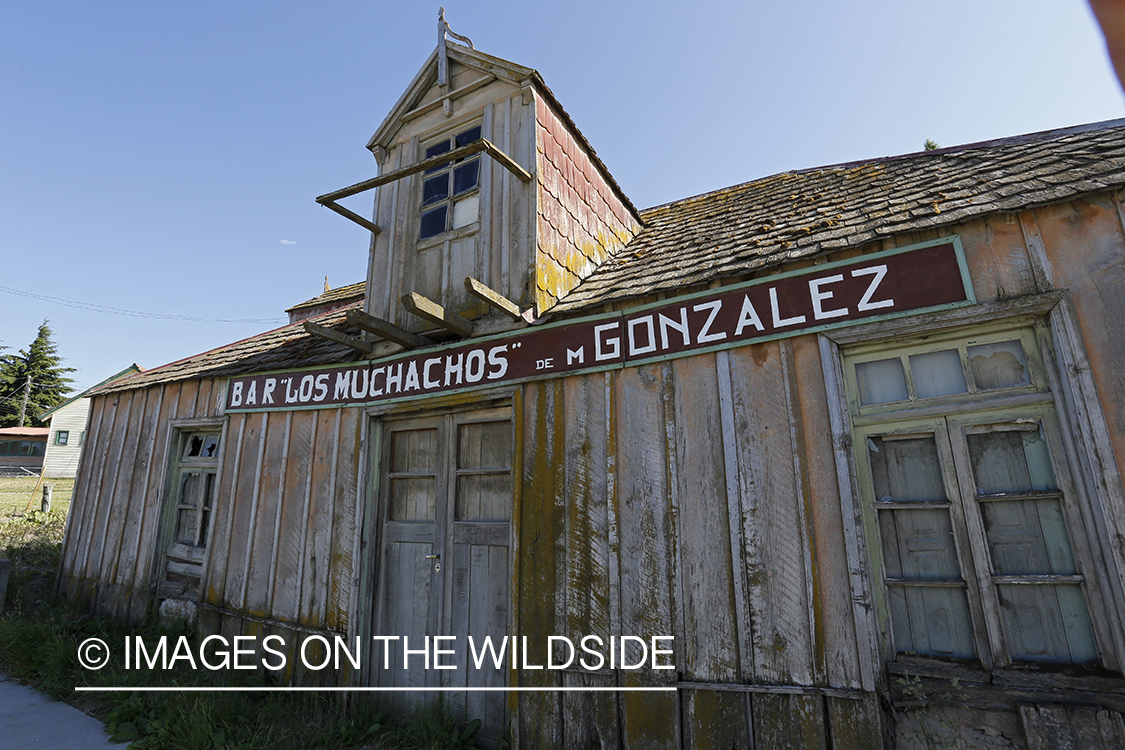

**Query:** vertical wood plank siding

left=56, top=205, right=1125, bottom=745
left=516, top=349, right=879, bottom=748
left=58, top=379, right=364, bottom=649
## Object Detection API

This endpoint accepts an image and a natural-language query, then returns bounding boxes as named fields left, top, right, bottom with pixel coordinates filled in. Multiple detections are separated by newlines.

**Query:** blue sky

left=1, top=0, right=1121, bottom=395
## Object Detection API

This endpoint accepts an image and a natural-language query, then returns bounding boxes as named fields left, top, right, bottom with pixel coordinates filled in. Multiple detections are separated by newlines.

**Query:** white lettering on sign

left=809, top=274, right=848, bottom=320
left=693, top=300, right=726, bottom=343
left=595, top=323, right=621, bottom=361
left=224, top=242, right=968, bottom=412
left=853, top=264, right=894, bottom=311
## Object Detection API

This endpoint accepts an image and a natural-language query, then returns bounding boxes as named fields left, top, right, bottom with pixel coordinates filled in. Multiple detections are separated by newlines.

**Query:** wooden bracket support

left=316, top=137, right=530, bottom=234
left=302, top=321, right=374, bottom=356
left=345, top=309, right=434, bottom=349
left=401, top=292, right=475, bottom=338
left=464, top=277, right=522, bottom=320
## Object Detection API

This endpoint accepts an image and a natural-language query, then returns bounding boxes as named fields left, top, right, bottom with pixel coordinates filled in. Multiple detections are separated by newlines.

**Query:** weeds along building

left=59, top=24, right=1125, bottom=749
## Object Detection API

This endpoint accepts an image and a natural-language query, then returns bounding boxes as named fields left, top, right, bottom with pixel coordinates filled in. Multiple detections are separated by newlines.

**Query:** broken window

left=159, top=429, right=221, bottom=601
left=419, top=125, right=482, bottom=240
left=847, top=327, right=1100, bottom=667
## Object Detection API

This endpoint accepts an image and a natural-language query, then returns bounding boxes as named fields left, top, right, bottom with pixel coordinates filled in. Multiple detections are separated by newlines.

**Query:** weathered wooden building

left=59, top=22, right=1125, bottom=749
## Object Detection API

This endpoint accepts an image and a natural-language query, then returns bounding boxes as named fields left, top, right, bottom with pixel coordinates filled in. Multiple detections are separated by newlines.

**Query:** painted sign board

left=225, top=238, right=973, bottom=412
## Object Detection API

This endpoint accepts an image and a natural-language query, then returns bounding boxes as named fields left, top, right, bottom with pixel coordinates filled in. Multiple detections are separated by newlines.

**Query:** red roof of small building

left=0, top=427, right=49, bottom=439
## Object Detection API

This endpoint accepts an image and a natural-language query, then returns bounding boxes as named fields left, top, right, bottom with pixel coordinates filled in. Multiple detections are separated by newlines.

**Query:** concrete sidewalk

left=0, top=673, right=119, bottom=749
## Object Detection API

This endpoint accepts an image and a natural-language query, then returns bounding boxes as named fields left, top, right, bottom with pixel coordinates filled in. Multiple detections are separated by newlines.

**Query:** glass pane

left=457, top=421, right=511, bottom=469
left=422, top=175, right=449, bottom=206
left=856, top=358, right=908, bottom=405
left=201, top=434, right=219, bottom=458
left=199, top=508, right=211, bottom=546
left=879, top=508, right=960, bottom=578
left=869, top=436, right=946, bottom=502
left=889, top=586, right=975, bottom=658
left=424, top=139, right=452, bottom=172
left=420, top=206, right=447, bottom=239
left=175, top=508, right=199, bottom=544
left=179, top=472, right=201, bottom=507
left=202, top=473, right=216, bottom=510
left=968, top=428, right=1057, bottom=494
left=455, top=126, right=481, bottom=148
left=456, top=474, right=512, bottom=521
left=997, top=583, right=1097, bottom=663
left=910, top=349, right=967, bottom=398
left=968, top=341, right=1029, bottom=390
left=391, top=429, right=437, bottom=473
left=981, top=498, right=1076, bottom=575
left=452, top=194, right=479, bottom=229
left=452, top=160, right=479, bottom=195
left=389, top=477, right=435, bottom=521
left=185, top=435, right=205, bottom=458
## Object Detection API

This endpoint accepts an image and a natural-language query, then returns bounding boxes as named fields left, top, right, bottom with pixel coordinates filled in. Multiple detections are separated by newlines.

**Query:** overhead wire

left=0, top=285, right=285, bottom=324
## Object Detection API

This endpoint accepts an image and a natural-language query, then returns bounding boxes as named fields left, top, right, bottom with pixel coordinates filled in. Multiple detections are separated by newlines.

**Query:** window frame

left=417, top=123, right=483, bottom=244
left=845, top=325, right=1107, bottom=670
left=155, top=421, right=224, bottom=601
left=55, top=430, right=69, bottom=446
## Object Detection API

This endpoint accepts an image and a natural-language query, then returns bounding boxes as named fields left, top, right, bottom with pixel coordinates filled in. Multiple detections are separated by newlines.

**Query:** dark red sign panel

left=225, top=240, right=971, bottom=412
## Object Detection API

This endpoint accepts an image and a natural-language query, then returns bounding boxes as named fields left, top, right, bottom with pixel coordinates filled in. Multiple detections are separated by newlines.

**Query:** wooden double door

left=370, top=406, right=512, bottom=731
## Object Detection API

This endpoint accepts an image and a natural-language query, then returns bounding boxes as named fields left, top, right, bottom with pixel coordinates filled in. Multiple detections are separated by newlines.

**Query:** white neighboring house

left=40, top=365, right=142, bottom=479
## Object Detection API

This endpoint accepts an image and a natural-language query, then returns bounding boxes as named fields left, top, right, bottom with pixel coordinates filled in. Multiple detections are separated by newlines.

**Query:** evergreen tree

left=0, top=321, right=76, bottom=427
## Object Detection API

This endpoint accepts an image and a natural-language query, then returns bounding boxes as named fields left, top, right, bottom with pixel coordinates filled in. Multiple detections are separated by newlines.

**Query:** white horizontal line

left=75, top=686, right=677, bottom=693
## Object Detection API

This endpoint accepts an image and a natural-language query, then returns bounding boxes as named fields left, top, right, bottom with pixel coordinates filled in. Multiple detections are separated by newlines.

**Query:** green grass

left=0, top=485, right=493, bottom=750
left=0, top=475, right=74, bottom=517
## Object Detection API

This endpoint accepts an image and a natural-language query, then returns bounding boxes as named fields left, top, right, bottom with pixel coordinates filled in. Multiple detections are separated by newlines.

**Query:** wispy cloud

left=280, top=239, right=297, bottom=245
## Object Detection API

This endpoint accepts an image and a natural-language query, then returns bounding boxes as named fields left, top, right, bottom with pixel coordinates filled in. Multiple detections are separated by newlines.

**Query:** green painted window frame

left=845, top=325, right=1102, bottom=669
left=55, top=430, right=69, bottom=445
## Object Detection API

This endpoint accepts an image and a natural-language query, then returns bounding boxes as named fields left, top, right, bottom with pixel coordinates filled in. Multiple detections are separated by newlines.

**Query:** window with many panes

left=419, top=125, right=481, bottom=240
left=845, top=326, right=1100, bottom=666
left=159, top=430, right=220, bottom=599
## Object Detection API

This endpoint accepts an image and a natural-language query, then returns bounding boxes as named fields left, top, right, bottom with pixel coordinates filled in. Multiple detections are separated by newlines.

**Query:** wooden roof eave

left=366, top=42, right=536, bottom=153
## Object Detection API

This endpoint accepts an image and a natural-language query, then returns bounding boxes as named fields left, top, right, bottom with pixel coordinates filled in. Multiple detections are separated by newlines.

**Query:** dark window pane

left=175, top=508, right=198, bottom=544
left=201, top=435, right=219, bottom=458
left=869, top=436, right=946, bottom=503
left=422, top=175, right=449, bottom=206
left=453, top=160, right=480, bottom=195
left=889, top=585, right=975, bottom=658
left=982, top=498, right=1076, bottom=575
left=997, top=583, right=1096, bottom=663
left=968, top=429, right=1056, bottom=495
left=455, top=126, right=481, bottom=148
left=424, top=139, right=452, bottom=172
left=0, top=442, right=7, bottom=456
left=880, top=508, right=960, bottom=578
left=420, top=206, right=447, bottom=239
left=185, top=435, right=204, bottom=458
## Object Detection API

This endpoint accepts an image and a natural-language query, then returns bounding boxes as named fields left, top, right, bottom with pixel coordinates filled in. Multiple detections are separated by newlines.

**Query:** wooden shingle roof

left=97, top=119, right=1125, bottom=396
left=552, top=119, right=1125, bottom=312
left=284, top=281, right=366, bottom=315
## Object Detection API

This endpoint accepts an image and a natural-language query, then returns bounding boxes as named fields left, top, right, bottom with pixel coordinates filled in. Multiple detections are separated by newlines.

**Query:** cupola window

left=420, top=125, right=482, bottom=240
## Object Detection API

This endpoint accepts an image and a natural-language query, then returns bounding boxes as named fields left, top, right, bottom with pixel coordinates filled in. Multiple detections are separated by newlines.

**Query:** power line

left=0, top=285, right=285, bottom=324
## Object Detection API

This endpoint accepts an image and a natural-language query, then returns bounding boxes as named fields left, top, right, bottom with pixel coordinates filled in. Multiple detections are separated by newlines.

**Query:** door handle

left=425, top=554, right=440, bottom=559
left=426, top=553, right=441, bottom=572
